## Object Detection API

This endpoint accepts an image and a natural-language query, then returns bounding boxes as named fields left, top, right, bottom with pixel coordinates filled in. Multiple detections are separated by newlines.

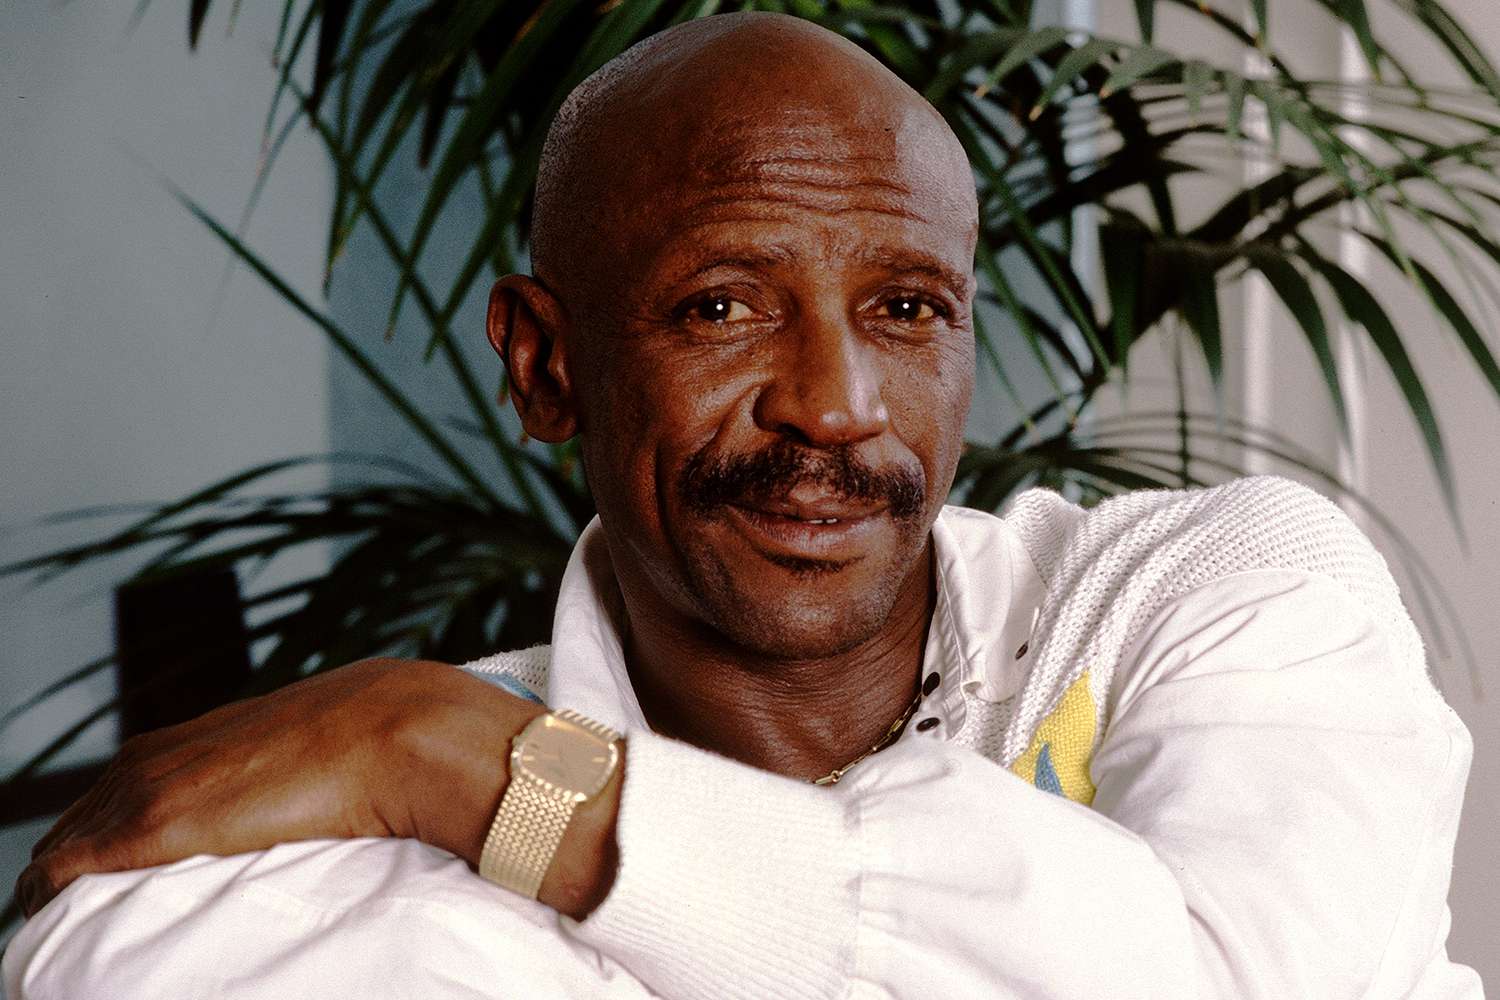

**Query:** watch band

left=479, top=779, right=575, bottom=898
left=478, top=709, right=622, bottom=899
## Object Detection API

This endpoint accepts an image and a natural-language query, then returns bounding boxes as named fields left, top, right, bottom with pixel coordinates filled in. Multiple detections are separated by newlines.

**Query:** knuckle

left=21, top=851, right=80, bottom=914
left=131, top=790, right=174, bottom=832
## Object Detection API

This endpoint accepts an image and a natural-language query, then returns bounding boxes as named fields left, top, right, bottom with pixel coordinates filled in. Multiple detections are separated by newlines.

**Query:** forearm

left=16, top=657, right=610, bottom=918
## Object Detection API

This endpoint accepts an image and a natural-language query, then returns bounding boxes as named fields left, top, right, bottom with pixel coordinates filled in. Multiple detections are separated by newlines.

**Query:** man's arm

left=17, top=657, right=621, bottom=921
left=16, top=572, right=1480, bottom=999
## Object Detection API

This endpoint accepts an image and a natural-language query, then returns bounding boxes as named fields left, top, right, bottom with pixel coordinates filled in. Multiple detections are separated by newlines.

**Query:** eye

left=691, top=295, right=754, bottom=324
left=880, top=295, right=939, bottom=322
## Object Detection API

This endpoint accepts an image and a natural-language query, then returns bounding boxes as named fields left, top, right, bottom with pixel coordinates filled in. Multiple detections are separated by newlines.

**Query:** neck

left=619, top=543, right=934, bottom=781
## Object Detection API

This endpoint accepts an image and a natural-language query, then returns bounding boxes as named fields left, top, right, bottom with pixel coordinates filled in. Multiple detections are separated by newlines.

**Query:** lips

left=725, top=496, right=887, bottom=563
left=741, top=495, right=884, bottom=523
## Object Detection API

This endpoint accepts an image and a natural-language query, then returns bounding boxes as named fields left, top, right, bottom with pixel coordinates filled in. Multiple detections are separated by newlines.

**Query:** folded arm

left=11, top=571, right=1477, bottom=999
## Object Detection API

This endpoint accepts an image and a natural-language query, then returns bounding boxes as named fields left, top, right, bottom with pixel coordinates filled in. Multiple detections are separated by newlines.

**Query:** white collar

left=544, top=506, right=1045, bottom=738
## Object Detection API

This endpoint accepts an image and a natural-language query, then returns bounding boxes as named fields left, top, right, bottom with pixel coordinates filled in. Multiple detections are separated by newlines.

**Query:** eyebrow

left=676, top=247, right=800, bottom=282
left=853, top=247, right=975, bottom=300
left=670, top=245, right=974, bottom=300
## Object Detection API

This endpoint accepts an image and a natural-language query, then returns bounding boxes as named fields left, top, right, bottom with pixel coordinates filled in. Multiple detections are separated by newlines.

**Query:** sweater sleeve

left=565, top=569, right=1480, bottom=999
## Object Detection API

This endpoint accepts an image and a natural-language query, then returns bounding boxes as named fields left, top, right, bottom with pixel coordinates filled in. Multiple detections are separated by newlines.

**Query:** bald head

left=531, top=12, right=977, bottom=307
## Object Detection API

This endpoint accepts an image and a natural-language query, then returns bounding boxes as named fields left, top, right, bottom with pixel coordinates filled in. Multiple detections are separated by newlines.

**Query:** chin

left=690, top=553, right=912, bottom=662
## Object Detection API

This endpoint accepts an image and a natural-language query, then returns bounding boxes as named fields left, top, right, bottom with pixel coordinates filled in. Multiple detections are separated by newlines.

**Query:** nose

left=752, top=310, right=890, bottom=447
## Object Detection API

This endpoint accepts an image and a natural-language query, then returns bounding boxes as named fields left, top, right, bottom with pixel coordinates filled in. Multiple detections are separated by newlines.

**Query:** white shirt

left=4, top=482, right=1483, bottom=999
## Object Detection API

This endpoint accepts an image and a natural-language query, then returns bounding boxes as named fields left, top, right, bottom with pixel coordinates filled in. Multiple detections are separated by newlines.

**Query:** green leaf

left=1029, top=38, right=1119, bottom=120
left=391, top=0, right=631, bottom=334
left=1242, top=246, right=1349, bottom=441
left=262, top=5, right=320, bottom=145
left=1224, top=72, right=1246, bottom=140
left=1304, top=249, right=1458, bottom=520
left=1133, top=0, right=1154, bottom=43
left=188, top=0, right=212, bottom=48
left=1361, top=234, right=1500, bottom=409
left=1248, top=0, right=1267, bottom=46
left=293, top=100, right=549, bottom=522
left=1098, top=46, right=1177, bottom=99
left=971, top=306, right=1039, bottom=433
left=271, top=1, right=295, bottom=61
left=974, top=235, right=1076, bottom=413
left=348, top=3, right=434, bottom=152
left=922, top=26, right=1028, bottom=101
left=987, top=179, right=1111, bottom=370
left=308, top=0, right=354, bottom=113
left=1099, top=217, right=1145, bottom=375
left=971, top=26, right=1067, bottom=99
left=1339, top=0, right=1382, bottom=78
left=1182, top=60, right=1213, bottom=116
left=0, top=456, right=361, bottom=580
left=836, top=0, right=923, bottom=79
left=1177, top=251, right=1223, bottom=389
left=1384, top=0, right=1500, bottom=100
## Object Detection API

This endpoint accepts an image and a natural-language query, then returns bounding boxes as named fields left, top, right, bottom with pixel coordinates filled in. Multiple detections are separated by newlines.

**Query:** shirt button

left=1015, top=642, right=1029, bottom=660
left=915, top=716, right=940, bottom=732
left=922, top=671, right=941, bottom=696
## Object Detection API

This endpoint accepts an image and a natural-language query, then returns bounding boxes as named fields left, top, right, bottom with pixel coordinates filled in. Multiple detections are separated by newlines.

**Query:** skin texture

left=19, top=12, right=978, bottom=921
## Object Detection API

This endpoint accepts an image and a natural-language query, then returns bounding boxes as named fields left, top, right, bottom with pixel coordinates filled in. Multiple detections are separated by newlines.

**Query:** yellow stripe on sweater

left=1009, top=670, right=1097, bottom=805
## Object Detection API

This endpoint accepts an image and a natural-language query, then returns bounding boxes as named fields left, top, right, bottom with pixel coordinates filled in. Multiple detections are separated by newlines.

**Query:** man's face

left=566, top=98, right=978, bottom=660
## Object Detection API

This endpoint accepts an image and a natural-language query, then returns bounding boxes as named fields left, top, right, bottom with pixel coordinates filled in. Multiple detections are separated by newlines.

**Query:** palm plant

left=7, top=0, right=1500, bottom=810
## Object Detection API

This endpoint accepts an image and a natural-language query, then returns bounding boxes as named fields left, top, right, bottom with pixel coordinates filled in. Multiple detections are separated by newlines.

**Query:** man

left=5, top=11, right=1481, bottom=999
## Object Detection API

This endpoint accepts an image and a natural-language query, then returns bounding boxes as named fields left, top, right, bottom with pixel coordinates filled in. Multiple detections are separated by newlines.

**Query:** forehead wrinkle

left=681, top=186, right=930, bottom=223
left=690, top=163, right=914, bottom=198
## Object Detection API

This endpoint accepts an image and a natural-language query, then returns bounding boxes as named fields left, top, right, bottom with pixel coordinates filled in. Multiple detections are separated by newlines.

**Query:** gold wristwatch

left=478, top=709, right=622, bottom=899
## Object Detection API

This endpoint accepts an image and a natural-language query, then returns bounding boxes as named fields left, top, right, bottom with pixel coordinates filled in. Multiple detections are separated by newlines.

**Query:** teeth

left=806, top=517, right=840, bottom=525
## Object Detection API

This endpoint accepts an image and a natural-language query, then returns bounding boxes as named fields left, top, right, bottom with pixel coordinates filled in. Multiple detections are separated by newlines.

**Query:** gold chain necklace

left=811, top=686, right=925, bottom=786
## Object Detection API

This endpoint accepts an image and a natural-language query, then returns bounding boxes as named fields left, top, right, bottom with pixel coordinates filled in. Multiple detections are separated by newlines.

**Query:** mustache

left=680, top=440, right=927, bottom=521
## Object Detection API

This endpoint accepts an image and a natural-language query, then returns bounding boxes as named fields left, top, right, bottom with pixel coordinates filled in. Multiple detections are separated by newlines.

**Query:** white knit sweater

left=6, top=476, right=1481, bottom=1000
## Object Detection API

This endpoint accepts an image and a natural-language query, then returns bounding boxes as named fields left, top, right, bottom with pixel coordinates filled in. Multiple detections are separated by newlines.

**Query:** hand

left=17, top=658, right=551, bottom=917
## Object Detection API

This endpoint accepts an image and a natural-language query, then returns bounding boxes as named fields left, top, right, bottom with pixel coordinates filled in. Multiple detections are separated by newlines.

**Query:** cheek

left=578, top=343, right=762, bottom=525
left=886, top=337, right=974, bottom=481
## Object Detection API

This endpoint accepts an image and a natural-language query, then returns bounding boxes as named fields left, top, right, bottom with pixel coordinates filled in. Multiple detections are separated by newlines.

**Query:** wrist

left=538, top=746, right=625, bottom=919
left=386, top=661, right=547, bottom=863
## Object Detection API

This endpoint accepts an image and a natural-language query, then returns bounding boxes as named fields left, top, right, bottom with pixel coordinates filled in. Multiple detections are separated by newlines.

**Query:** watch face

left=515, top=714, right=619, bottom=799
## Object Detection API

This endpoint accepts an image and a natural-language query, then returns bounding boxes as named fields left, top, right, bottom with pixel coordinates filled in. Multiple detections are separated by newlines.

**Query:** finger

left=28, top=750, right=141, bottom=860
left=17, top=837, right=98, bottom=918
left=20, top=798, right=169, bottom=918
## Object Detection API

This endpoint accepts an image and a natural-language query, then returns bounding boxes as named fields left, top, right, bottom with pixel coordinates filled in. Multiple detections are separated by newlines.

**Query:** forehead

left=603, top=104, right=976, bottom=293
left=679, top=106, right=970, bottom=217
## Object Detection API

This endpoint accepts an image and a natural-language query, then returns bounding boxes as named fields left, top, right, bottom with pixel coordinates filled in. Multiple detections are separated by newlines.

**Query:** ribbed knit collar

left=544, top=506, right=1045, bottom=743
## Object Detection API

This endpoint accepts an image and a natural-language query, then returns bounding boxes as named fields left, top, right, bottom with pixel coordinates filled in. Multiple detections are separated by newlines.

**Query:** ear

left=486, top=274, right=577, bottom=443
